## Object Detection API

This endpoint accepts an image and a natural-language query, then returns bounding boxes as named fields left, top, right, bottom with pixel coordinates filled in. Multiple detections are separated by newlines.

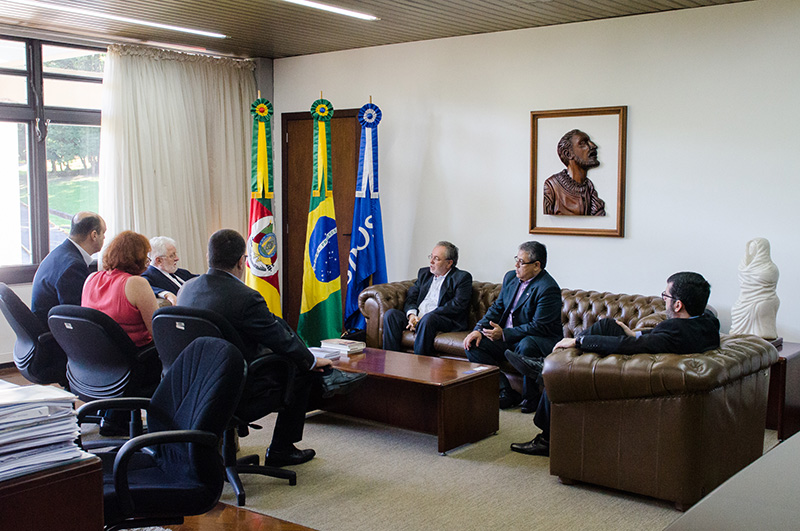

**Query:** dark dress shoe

left=504, top=349, right=544, bottom=379
left=499, top=388, right=522, bottom=409
left=510, top=434, right=550, bottom=456
left=321, top=368, right=368, bottom=398
left=264, top=445, right=316, bottom=467
left=519, top=399, right=535, bottom=414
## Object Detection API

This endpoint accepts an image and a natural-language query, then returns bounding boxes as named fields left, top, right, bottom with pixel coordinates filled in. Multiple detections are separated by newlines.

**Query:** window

left=0, top=38, right=104, bottom=283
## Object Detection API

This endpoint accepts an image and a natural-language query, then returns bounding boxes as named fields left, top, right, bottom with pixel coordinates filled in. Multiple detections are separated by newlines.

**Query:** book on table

left=320, top=338, right=366, bottom=353
left=308, top=347, right=341, bottom=360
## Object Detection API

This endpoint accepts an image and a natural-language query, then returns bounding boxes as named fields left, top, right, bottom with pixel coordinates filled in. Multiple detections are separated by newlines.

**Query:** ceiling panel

left=0, top=0, right=751, bottom=58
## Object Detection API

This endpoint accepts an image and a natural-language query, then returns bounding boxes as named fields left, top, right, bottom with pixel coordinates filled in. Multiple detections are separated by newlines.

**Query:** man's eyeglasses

left=428, top=254, right=447, bottom=263
left=661, top=292, right=677, bottom=301
left=514, top=257, right=536, bottom=266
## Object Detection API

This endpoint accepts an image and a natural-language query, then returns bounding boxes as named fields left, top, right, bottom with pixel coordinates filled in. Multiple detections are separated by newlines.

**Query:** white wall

left=273, top=0, right=800, bottom=341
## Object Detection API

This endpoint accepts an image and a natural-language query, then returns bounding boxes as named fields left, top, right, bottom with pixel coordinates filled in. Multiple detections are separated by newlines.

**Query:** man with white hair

left=141, top=236, right=197, bottom=305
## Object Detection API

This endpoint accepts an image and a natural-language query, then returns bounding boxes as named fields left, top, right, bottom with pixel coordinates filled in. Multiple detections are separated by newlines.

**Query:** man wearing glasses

left=383, top=241, right=473, bottom=356
left=142, top=236, right=197, bottom=305
left=463, top=241, right=562, bottom=410
left=509, top=271, right=720, bottom=457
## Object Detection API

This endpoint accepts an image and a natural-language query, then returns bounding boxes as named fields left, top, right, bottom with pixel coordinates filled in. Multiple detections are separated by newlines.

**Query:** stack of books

left=0, top=383, right=87, bottom=482
left=320, top=338, right=366, bottom=355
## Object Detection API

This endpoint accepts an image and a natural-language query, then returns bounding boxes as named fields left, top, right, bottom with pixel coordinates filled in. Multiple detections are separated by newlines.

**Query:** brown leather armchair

left=544, top=333, right=778, bottom=510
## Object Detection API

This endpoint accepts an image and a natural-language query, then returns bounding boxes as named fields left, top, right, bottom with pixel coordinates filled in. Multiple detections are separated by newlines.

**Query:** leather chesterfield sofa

left=544, top=333, right=777, bottom=510
left=360, top=280, right=778, bottom=509
left=358, top=281, right=668, bottom=362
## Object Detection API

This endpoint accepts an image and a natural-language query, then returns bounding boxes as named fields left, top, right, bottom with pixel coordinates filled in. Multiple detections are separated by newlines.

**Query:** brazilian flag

left=297, top=99, right=342, bottom=346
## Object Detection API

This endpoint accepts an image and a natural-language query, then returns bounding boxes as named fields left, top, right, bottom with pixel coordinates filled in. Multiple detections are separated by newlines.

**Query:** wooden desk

left=0, top=456, right=103, bottom=531
left=766, top=341, right=800, bottom=440
left=324, top=348, right=500, bottom=454
left=665, top=430, right=800, bottom=529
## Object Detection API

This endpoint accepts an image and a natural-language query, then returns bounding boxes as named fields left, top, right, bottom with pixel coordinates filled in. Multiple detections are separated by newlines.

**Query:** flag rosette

left=311, top=99, right=334, bottom=121
left=358, top=103, right=381, bottom=128
left=251, top=98, right=272, bottom=122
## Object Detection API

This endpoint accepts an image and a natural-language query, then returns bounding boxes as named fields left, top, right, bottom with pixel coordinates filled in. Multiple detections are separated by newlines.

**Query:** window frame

left=0, top=37, right=104, bottom=284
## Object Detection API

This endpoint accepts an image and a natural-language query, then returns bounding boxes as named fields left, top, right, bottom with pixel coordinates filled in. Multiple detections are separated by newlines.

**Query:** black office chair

left=152, top=305, right=297, bottom=506
left=0, top=282, right=68, bottom=387
left=48, top=304, right=162, bottom=437
left=77, top=337, right=246, bottom=531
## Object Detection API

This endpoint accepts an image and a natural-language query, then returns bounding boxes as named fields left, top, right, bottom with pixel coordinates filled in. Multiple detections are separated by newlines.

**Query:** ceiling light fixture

left=6, top=0, right=227, bottom=38
left=282, top=0, right=379, bottom=21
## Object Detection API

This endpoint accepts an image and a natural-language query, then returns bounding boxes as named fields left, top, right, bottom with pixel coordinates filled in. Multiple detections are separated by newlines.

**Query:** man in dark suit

left=31, top=211, right=106, bottom=327
left=509, top=271, right=720, bottom=457
left=142, top=236, right=197, bottom=305
left=383, top=241, right=472, bottom=356
left=463, top=241, right=562, bottom=409
left=178, top=229, right=365, bottom=467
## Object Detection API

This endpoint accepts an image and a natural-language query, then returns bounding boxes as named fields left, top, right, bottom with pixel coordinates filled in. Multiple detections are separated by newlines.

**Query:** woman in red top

left=82, top=231, right=159, bottom=347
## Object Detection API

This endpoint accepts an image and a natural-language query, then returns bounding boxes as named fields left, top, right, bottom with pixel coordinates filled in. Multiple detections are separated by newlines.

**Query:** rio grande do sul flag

left=244, top=97, right=281, bottom=316
left=297, top=98, right=342, bottom=346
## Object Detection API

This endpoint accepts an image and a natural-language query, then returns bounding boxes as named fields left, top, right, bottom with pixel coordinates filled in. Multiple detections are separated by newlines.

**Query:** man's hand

left=481, top=321, right=503, bottom=342
left=463, top=330, right=482, bottom=350
left=163, top=292, right=177, bottom=305
left=313, top=358, right=334, bottom=371
left=614, top=319, right=636, bottom=337
left=406, top=314, right=420, bottom=332
left=553, top=337, right=577, bottom=350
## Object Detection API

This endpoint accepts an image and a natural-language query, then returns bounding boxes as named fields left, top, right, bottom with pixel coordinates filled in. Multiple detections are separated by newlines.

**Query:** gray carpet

left=218, top=409, right=778, bottom=531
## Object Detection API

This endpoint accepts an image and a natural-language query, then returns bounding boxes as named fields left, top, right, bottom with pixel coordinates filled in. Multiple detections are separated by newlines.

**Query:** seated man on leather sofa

left=383, top=241, right=472, bottom=356
left=463, top=241, right=562, bottom=410
left=508, top=271, right=720, bottom=457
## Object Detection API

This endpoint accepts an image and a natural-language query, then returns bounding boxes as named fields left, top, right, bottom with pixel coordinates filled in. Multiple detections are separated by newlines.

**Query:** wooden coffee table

left=321, top=348, right=500, bottom=454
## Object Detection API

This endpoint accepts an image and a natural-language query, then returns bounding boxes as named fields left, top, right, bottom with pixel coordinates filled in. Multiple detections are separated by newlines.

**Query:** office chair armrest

left=135, top=343, right=159, bottom=363
left=249, top=354, right=296, bottom=407
left=37, top=330, right=59, bottom=348
left=113, top=430, right=219, bottom=516
left=77, top=397, right=152, bottom=423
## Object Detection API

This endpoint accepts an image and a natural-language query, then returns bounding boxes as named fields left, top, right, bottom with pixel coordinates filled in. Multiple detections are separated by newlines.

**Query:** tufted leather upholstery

left=358, top=281, right=666, bottom=360
left=544, top=333, right=778, bottom=509
left=360, top=279, right=778, bottom=509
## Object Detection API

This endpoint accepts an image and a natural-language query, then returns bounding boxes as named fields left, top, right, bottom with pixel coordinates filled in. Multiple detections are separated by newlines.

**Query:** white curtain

left=99, top=44, right=256, bottom=273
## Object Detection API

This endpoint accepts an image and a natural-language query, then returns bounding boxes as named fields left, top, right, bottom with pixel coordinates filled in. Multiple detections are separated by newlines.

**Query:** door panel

left=281, top=109, right=359, bottom=330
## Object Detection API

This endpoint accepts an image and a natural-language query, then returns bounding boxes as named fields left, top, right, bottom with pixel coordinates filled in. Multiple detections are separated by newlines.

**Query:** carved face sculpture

left=570, top=131, right=599, bottom=169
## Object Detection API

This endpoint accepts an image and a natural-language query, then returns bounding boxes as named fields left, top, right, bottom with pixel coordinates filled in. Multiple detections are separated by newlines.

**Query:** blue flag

left=344, top=103, right=388, bottom=330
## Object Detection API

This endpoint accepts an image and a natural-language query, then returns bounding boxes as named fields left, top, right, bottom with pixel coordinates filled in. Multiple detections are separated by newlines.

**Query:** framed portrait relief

left=530, top=106, right=627, bottom=237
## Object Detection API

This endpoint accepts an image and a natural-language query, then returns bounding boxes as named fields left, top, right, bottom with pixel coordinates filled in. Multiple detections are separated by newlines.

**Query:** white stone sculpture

left=730, top=238, right=780, bottom=339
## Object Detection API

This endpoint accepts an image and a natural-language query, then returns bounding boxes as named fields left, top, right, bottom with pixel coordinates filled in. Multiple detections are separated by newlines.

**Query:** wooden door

left=281, top=109, right=359, bottom=330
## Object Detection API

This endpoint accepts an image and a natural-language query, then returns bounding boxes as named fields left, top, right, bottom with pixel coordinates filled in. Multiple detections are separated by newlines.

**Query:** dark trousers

left=244, top=368, right=315, bottom=451
left=465, top=335, right=549, bottom=395
left=383, top=309, right=461, bottom=356
left=535, top=318, right=626, bottom=440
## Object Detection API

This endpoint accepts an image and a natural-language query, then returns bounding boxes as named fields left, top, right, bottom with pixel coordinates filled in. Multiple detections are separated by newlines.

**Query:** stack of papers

left=320, top=338, right=366, bottom=354
left=0, top=384, right=87, bottom=482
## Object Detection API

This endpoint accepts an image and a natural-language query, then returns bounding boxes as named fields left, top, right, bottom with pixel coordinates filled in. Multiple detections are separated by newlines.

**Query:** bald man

left=31, top=211, right=106, bottom=327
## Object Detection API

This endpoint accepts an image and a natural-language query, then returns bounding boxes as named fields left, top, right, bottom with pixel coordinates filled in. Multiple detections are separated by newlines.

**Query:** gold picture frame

left=530, top=106, right=627, bottom=237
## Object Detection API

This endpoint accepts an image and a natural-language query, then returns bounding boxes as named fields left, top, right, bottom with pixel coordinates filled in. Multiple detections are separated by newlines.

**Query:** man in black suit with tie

left=141, top=236, right=197, bottom=305
left=383, top=241, right=472, bottom=356
left=31, top=211, right=106, bottom=327
left=464, top=241, right=562, bottom=409
left=509, top=271, right=720, bottom=457
left=178, top=229, right=365, bottom=467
